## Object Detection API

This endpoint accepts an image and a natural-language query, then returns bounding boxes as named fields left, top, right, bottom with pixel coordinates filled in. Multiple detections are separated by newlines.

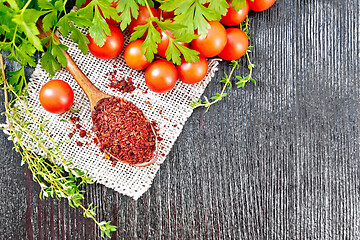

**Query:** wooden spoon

left=37, top=22, right=158, bottom=167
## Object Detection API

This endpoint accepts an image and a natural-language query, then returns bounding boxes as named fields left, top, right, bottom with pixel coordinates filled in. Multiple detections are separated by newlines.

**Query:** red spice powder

left=92, top=97, right=157, bottom=165
left=68, top=114, right=90, bottom=144
left=70, top=116, right=80, bottom=124
left=110, top=77, right=136, bottom=93
left=109, top=76, right=136, bottom=94
left=79, top=129, right=87, bottom=138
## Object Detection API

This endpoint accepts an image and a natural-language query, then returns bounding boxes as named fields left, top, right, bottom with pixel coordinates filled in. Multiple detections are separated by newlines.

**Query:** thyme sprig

left=190, top=16, right=256, bottom=112
left=0, top=55, right=116, bottom=238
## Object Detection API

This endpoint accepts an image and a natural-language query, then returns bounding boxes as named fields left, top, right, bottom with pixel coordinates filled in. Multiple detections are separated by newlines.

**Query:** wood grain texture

left=1, top=0, right=360, bottom=239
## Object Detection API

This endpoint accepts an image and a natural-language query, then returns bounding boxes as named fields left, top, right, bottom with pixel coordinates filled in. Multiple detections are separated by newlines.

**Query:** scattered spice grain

left=109, top=77, right=136, bottom=93
left=79, top=129, right=87, bottom=138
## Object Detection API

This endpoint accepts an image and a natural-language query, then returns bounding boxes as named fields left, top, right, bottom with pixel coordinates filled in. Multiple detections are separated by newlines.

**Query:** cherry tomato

left=156, top=27, right=189, bottom=58
left=158, top=9, right=175, bottom=20
left=99, top=1, right=121, bottom=24
left=145, top=60, right=178, bottom=93
left=218, top=28, right=249, bottom=61
left=248, top=0, right=276, bottom=12
left=191, top=21, right=227, bottom=57
left=124, top=40, right=151, bottom=70
left=128, top=5, right=159, bottom=39
left=39, top=80, right=74, bottom=114
left=87, top=24, right=124, bottom=59
left=177, top=56, right=208, bottom=84
left=221, top=0, right=249, bottom=26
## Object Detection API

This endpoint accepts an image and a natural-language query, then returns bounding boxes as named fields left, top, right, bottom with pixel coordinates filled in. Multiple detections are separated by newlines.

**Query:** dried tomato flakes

left=68, top=115, right=89, bottom=140
left=92, top=97, right=157, bottom=165
left=109, top=77, right=136, bottom=93
left=70, top=116, right=80, bottom=124
left=79, top=129, right=87, bottom=138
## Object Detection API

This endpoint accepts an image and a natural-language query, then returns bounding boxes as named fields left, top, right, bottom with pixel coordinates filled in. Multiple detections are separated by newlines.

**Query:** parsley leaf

left=160, top=0, right=217, bottom=36
left=8, top=66, right=27, bottom=94
left=156, top=20, right=199, bottom=64
left=139, top=22, right=161, bottom=62
left=231, top=0, right=248, bottom=12
left=41, top=41, right=61, bottom=75
left=67, top=11, right=92, bottom=28
left=42, top=11, right=58, bottom=31
left=96, top=0, right=121, bottom=23
left=12, top=9, right=46, bottom=51
left=51, top=42, right=68, bottom=67
left=38, top=0, right=56, bottom=10
left=88, top=4, right=110, bottom=47
left=70, top=24, right=90, bottom=54
left=17, top=40, right=37, bottom=67
left=207, top=0, right=229, bottom=18
left=174, top=43, right=199, bottom=64
left=56, top=15, right=72, bottom=37
left=116, top=0, right=139, bottom=31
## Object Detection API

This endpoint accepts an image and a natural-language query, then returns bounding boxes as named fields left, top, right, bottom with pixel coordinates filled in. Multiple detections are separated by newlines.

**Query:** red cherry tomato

left=99, top=1, right=121, bottom=24
left=156, top=27, right=189, bottom=58
left=124, top=40, right=151, bottom=70
left=128, top=5, right=159, bottom=39
left=248, top=0, right=276, bottom=12
left=145, top=60, right=178, bottom=93
left=221, top=0, right=249, bottom=26
left=39, top=80, right=74, bottom=114
left=87, top=24, right=124, bottom=59
left=218, top=28, right=249, bottom=61
left=177, top=56, right=208, bottom=84
left=158, top=9, right=175, bottom=20
left=191, top=21, right=227, bottom=57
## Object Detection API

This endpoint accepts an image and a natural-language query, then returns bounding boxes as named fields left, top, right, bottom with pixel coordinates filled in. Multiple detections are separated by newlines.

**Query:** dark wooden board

left=1, top=0, right=359, bottom=239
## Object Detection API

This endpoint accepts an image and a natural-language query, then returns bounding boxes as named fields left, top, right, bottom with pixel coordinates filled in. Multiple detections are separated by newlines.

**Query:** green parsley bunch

left=0, top=0, right=248, bottom=94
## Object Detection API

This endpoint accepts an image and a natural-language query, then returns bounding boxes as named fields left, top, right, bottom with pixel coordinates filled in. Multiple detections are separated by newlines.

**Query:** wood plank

left=0, top=0, right=359, bottom=238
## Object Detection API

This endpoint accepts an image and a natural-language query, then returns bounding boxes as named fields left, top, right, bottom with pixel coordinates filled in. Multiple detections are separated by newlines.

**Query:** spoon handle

left=36, top=21, right=108, bottom=110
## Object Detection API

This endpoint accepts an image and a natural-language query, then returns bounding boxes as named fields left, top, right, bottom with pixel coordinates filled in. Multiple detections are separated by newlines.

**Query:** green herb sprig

left=0, top=55, right=117, bottom=238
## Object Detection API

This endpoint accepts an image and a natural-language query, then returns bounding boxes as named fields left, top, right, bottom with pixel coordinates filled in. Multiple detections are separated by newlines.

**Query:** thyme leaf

left=0, top=55, right=117, bottom=238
